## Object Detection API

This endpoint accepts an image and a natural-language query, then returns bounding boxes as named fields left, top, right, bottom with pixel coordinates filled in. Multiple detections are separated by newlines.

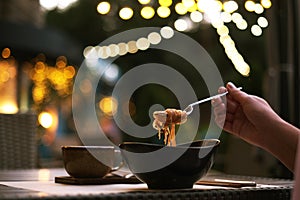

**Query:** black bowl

left=119, top=139, right=220, bottom=189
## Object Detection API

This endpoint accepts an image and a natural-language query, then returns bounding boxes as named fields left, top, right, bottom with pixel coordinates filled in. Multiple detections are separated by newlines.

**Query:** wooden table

left=0, top=168, right=294, bottom=200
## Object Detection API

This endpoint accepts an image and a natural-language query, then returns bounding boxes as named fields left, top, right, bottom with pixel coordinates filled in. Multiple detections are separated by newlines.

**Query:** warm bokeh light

left=119, top=7, right=134, bottom=20
left=160, top=26, right=174, bottom=39
left=257, top=16, right=268, bottom=28
left=245, top=0, right=255, bottom=12
left=254, top=3, right=264, bottom=14
left=236, top=20, right=248, bottom=30
left=38, top=111, right=54, bottom=129
left=251, top=24, right=262, bottom=36
left=157, top=6, right=171, bottom=18
left=159, top=0, right=172, bottom=7
left=220, top=12, right=231, bottom=23
left=2, top=48, right=11, bottom=59
left=136, top=37, right=150, bottom=50
left=175, top=3, right=188, bottom=15
left=190, top=11, right=203, bottom=23
left=217, top=25, right=229, bottom=36
left=0, top=49, right=18, bottom=114
left=138, top=0, right=151, bottom=5
left=99, top=96, right=118, bottom=116
left=39, top=0, right=78, bottom=11
left=0, top=102, right=18, bottom=114
left=148, top=32, right=162, bottom=45
left=127, top=41, right=138, bottom=54
left=182, top=0, right=195, bottom=9
left=117, top=43, right=128, bottom=56
left=231, top=12, right=243, bottom=24
left=29, top=56, right=76, bottom=106
left=108, top=44, right=119, bottom=57
left=82, top=0, right=273, bottom=78
left=223, top=0, right=238, bottom=13
left=97, top=1, right=111, bottom=15
left=261, top=0, right=272, bottom=9
left=141, top=6, right=155, bottom=19
left=174, top=18, right=188, bottom=32
left=39, top=0, right=58, bottom=10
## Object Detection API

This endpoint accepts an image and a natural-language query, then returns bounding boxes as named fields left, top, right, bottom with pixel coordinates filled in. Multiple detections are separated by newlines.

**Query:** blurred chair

left=0, top=113, right=38, bottom=169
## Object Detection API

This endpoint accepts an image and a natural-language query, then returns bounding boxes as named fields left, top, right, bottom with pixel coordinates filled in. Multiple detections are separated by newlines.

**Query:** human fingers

left=226, top=82, right=249, bottom=104
left=213, top=102, right=226, bottom=116
left=211, top=86, right=227, bottom=107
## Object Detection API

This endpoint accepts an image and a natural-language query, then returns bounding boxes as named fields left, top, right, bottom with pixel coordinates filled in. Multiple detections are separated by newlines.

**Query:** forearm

left=261, top=119, right=300, bottom=172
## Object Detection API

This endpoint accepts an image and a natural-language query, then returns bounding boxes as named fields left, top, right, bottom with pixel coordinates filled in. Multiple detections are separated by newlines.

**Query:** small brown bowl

left=62, top=146, right=117, bottom=178
left=119, top=139, right=220, bottom=189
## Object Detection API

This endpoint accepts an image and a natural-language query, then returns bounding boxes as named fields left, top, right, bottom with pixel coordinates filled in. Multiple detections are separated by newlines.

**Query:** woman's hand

left=212, top=82, right=299, bottom=171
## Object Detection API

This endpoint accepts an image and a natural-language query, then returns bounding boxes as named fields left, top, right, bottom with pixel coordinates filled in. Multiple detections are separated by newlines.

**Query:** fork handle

left=190, top=87, right=242, bottom=107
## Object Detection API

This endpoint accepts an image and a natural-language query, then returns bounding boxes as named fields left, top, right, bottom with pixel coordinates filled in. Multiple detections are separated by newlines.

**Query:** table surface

left=0, top=168, right=294, bottom=200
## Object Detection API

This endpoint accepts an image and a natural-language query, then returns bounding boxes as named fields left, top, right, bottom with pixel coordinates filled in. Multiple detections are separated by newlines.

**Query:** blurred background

left=0, top=0, right=299, bottom=179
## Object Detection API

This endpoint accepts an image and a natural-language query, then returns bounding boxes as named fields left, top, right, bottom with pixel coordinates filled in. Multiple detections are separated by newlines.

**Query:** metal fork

left=183, top=87, right=242, bottom=115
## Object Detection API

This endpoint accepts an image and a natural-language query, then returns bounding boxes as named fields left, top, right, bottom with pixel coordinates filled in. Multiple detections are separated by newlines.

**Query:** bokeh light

left=138, top=0, right=151, bottom=5
left=119, top=7, right=134, bottom=20
left=141, top=6, right=155, bottom=19
left=99, top=96, right=118, bottom=116
left=38, top=112, right=54, bottom=129
left=159, top=0, right=172, bottom=7
left=97, top=1, right=111, bottom=15
left=157, top=6, right=171, bottom=18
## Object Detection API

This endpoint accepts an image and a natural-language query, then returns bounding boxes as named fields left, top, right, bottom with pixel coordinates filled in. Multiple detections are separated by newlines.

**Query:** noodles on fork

left=153, top=109, right=187, bottom=146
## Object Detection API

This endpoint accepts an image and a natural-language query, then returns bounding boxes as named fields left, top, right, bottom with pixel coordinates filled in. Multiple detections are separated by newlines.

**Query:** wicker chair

left=0, top=113, right=38, bottom=169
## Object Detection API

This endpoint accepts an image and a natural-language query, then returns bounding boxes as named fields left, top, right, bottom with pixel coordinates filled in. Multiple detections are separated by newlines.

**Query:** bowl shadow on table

left=119, top=139, right=220, bottom=190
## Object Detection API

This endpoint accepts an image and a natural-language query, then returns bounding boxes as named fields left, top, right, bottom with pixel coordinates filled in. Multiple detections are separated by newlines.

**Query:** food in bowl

left=119, top=139, right=220, bottom=189
left=152, top=108, right=187, bottom=146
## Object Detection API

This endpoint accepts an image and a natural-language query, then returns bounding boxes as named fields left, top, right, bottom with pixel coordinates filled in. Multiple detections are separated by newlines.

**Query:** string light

left=85, top=0, right=273, bottom=77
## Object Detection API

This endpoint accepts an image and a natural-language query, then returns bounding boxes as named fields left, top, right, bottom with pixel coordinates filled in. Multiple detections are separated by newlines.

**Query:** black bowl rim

left=61, top=146, right=115, bottom=150
left=119, top=139, right=220, bottom=149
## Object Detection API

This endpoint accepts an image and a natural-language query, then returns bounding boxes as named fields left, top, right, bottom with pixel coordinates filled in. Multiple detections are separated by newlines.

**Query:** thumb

left=226, top=82, right=248, bottom=104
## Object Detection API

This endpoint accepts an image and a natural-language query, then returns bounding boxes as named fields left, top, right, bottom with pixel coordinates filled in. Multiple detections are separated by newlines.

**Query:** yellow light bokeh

left=138, top=0, right=151, bottom=5
left=141, top=6, right=155, bottom=19
left=245, top=0, right=255, bottom=12
left=182, top=0, right=195, bottom=9
left=174, top=18, right=188, bottom=31
left=175, top=3, right=188, bottom=15
left=257, top=16, right=268, bottom=28
left=119, top=7, right=134, bottom=20
left=261, top=0, right=272, bottom=9
left=97, top=1, right=111, bottom=15
left=157, top=6, right=171, bottom=18
left=160, top=26, right=174, bottom=39
left=0, top=102, right=18, bottom=114
left=190, top=11, right=203, bottom=23
left=2, top=48, right=11, bottom=59
left=254, top=3, right=264, bottom=14
left=187, top=3, right=198, bottom=12
left=159, top=0, right=172, bottom=7
left=223, top=0, right=238, bottom=13
left=38, top=111, right=54, bottom=129
left=251, top=24, right=262, bottom=36
left=99, top=97, right=118, bottom=116
left=217, top=25, right=229, bottom=36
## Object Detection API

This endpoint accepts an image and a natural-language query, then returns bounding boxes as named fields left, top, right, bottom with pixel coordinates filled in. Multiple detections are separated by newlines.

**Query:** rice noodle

left=153, top=109, right=187, bottom=146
